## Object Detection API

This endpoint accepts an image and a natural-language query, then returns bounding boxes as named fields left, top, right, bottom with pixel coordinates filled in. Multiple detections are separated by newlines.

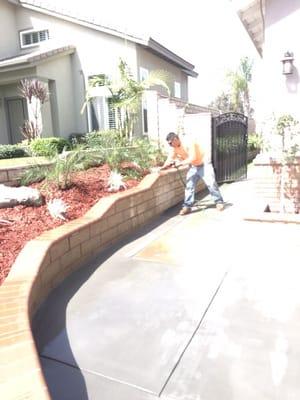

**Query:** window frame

left=19, top=28, right=50, bottom=49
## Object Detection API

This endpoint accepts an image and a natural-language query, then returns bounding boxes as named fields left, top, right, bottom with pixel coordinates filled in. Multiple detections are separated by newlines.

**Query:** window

left=142, top=97, right=148, bottom=134
left=174, top=81, right=181, bottom=98
left=139, top=67, right=149, bottom=82
left=90, top=97, right=106, bottom=131
left=20, top=29, right=49, bottom=48
left=88, top=74, right=113, bottom=131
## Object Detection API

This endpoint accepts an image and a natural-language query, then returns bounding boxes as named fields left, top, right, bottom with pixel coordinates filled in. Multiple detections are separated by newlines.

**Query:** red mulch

left=0, top=164, right=141, bottom=285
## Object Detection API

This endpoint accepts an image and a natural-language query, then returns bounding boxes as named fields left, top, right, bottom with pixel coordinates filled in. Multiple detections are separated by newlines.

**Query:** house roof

left=232, top=0, right=265, bottom=57
left=10, top=0, right=198, bottom=77
left=0, top=44, right=75, bottom=72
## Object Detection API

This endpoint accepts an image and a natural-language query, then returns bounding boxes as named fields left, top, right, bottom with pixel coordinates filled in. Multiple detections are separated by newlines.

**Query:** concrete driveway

left=33, top=178, right=300, bottom=400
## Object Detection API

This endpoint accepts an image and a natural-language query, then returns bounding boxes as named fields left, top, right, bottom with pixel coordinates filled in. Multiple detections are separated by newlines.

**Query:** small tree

left=208, top=92, right=235, bottom=113
left=82, top=59, right=170, bottom=140
left=19, top=79, right=49, bottom=141
left=227, top=56, right=253, bottom=117
left=210, top=57, right=253, bottom=116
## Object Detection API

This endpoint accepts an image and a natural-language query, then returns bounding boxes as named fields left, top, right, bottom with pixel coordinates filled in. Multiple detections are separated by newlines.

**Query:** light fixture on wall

left=281, top=51, right=294, bottom=75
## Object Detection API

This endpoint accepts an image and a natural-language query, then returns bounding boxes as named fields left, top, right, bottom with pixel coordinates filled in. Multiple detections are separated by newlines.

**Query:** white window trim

left=19, top=28, right=49, bottom=49
left=174, top=81, right=181, bottom=98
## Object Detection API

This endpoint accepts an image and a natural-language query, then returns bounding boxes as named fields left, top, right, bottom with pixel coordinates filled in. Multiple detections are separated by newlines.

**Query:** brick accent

left=0, top=167, right=205, bottom=399
left=253, top=156, right=300, bottom=213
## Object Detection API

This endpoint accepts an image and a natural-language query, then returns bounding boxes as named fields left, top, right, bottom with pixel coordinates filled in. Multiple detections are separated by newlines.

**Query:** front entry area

left=5, top=97, right=28, bottom=144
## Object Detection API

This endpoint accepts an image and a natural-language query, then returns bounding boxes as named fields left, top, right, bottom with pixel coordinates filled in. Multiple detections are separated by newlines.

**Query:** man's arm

left=160, top=149, right=176, bottom=170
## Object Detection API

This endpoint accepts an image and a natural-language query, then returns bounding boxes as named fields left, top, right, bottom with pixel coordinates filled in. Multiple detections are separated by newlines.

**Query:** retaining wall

left=253, top=155, right=300, bottom=213
left=0, top=161, right=53, bottom=186
left=0, top=168, right=204, bottom=399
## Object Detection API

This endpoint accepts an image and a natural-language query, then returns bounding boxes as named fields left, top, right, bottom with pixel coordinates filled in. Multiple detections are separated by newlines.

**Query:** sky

left=56, top=0, right=260, bottom=106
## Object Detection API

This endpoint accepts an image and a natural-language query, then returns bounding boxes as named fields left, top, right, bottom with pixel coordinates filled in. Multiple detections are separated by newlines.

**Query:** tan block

left=0, top=339, right=36, bottom=365
left=40, top=259, right=61, bottom=286
left=81, top=235, right=101, bottom=256
left=122, top=206, right=137, bottom=220
left=0, top=350, right=40, bottom=383
left=85, top=198, right=115, bottom=219
left=0, top=170, right=8, bottom=183
left=118, top=220, right=132, bottom=236
left=0, top=317, right=30, bottom=337
left=7, top=241, right=50, bottom=281
left=0, top=368, right=50, bottom=400
left=0, top=282, right=29, bottom=301
left=7, top=168, right=25, bottom=181
left=90, top=219, right=107, bottom=236
left=101, top=227, right=118, bottom=246
left=131, top=216, right=139, bottom=229
left=137, top=201, right=149, bottom=214
left=50, top=238, right=70, bottom=261
left=0, top=329, right=32, bottom=347
left=60, top=246, right=81, bottom=268
left=69, top=227, right=90, bottom=248
left=0, top=298, right=27, bottom=314
left=115, top=198, right=131, bottom=213
left=106, top=212, right=123, bottom=229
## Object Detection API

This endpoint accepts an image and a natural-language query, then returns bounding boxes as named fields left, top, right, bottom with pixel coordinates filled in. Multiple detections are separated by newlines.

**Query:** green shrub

left=248, top=133, right=263, bottom=151
left=30, top=137, right=71, bottom=157
left=48, top=148, right=103, bottom=189
left=0, top=144, right=29, bottom=159
left=20, top=165, right=48, bottom=186
left=21, top=147, right=99, bottom=189
left=68, top=133, right=87, bottom=147
left=85, top=130, right=128, bottom=148
left=127, top=138, right=165, bottom=170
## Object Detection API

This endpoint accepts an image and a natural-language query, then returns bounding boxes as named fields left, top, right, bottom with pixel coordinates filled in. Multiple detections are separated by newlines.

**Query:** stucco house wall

left=36, top=55, right=76, bottom=137
left=0, top=1, right=19, bottom=58
left=252, top=0, right=300, bottom=125
left=137, top=47, right=188, bottom=101
left=0, top=1, right=199, bottom=145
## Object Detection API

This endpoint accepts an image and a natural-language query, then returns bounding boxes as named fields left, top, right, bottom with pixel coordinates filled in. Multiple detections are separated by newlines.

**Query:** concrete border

left=0, top=168, right=203, bottom=399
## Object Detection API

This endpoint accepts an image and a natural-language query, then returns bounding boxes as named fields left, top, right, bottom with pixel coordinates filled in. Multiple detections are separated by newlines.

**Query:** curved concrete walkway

left=33, top=176, right=300, bottom=400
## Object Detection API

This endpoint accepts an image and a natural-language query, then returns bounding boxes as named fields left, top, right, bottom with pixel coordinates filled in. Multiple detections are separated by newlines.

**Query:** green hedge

left=30, top=137, right=71, bottom=157
left=0, top=145, right=29, bottom=160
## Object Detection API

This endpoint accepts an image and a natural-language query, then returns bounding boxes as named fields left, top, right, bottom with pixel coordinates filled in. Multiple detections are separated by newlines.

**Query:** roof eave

left=144, top=38, right=198, bottom=77
left=18, top=1, right=147, bottom=45
left=234, top=0, right=264, bottom=57
left=0, top=45, right=75, bottom=73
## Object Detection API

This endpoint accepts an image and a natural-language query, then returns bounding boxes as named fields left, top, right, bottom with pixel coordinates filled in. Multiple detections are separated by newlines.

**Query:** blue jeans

left=183, top=163, right=223, bottom=207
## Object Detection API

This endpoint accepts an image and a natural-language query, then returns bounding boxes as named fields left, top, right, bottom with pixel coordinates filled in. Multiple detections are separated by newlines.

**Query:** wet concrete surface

left=33, top=179, right=300, bottom=399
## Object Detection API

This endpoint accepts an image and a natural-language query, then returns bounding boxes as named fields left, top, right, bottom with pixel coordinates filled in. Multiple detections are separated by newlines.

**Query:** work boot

left=216, top=203, right=225, bottom=211
left=179, top=207, right=191, bottom=216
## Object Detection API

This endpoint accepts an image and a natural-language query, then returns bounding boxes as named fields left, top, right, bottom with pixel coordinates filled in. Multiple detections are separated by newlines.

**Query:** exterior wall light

left=281, top=51, right=294, bottom=75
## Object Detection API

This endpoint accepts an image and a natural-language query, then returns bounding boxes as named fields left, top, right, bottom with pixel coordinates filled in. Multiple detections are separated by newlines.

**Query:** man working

left=160, top=132, right=224, bottom=215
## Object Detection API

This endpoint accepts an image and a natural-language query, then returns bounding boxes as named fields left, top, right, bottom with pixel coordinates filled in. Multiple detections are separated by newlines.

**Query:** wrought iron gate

left=212, top=112, right=248, bottom=183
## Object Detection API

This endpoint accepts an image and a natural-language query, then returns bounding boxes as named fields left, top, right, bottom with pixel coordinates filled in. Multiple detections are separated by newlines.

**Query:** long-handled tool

left=174, top=163, right=216, bottom=210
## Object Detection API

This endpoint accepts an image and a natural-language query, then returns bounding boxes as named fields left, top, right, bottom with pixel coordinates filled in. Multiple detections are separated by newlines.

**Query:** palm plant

left=227, top=57, right=253, bottom=116
left=83, top=59, right=170, bottom=140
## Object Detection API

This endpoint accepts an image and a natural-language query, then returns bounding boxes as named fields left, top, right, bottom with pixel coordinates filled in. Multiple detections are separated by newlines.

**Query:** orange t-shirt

left=169, top=139, right=205, bottom=166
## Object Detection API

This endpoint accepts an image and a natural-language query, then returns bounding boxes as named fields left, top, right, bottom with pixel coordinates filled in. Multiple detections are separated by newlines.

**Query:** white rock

left=0, top=184, right=44, bottom=208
